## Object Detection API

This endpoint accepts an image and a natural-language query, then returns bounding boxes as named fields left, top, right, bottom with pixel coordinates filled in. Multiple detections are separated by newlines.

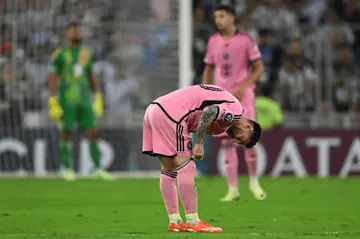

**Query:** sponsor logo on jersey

left=187, top=141, right=193, bottom=150
left=223, top=112, right=233, bottom=122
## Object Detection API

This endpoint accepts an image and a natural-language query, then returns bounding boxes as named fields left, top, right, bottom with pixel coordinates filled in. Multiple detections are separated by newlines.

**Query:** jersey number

left=222, top=63, right=232, bottom=77
left=199, top=84, right=224, bottom=92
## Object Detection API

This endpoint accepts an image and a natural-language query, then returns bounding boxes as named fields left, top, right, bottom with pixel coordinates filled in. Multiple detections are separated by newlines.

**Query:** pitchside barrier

left=0, top=128, right=359, bottom=178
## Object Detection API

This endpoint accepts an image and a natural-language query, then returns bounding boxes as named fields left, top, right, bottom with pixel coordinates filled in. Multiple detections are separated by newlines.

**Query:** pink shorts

left=142, top=103, right=192, bottom=158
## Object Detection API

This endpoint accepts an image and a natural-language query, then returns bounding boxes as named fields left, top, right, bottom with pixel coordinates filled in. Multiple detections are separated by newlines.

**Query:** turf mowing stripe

left=3, top=231, right=360, bottom=237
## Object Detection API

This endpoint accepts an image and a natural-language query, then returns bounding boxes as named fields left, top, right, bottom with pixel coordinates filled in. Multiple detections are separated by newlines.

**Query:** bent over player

left=203, top=5, right=266, bottom=201
left=47, top=22, right=113, bottom=181
left=142, top=84, right=262, bottom=232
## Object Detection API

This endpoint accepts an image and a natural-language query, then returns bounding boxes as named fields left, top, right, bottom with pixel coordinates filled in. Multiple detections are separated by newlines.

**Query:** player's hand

left=192, top=143, right=204, bottom=160
left=93, top=93, right=104, bottom=117
left=48, top=96, right=63, bottom=121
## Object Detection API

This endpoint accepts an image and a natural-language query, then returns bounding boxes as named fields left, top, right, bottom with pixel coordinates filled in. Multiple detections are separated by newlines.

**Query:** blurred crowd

left=0, top=0, right=176, bottom=126
left=193, top=0, right=360, bottom=115
left=0, top=0, right=359, bottom=128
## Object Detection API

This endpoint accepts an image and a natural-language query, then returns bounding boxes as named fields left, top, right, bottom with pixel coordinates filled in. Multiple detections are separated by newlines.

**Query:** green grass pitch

left=0, top=177, right=359, bottom=239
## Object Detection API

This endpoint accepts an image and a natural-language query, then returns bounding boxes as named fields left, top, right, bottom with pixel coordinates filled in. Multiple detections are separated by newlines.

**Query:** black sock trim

left=161, top=170, right=178, bottom=178
left=176, top=159, right=192, bottom=171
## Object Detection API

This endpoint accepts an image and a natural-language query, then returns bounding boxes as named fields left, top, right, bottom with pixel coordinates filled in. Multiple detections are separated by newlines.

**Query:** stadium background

left=0, top=0, right=359, bottom=178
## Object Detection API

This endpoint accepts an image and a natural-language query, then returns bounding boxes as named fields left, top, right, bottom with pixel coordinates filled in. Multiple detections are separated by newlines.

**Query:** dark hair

left=215, top=5, right=236, bottom=16
left=245, top=120, right=262, bottom=149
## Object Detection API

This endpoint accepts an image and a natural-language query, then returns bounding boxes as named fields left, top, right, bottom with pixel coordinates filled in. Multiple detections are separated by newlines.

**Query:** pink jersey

left=153, top=84, right=243, bottom=134
left=204, top=31, right=261, bottom=97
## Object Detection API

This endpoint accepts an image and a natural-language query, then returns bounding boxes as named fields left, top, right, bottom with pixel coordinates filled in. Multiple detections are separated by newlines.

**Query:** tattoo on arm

left=196, top=105, right=218, bottom=144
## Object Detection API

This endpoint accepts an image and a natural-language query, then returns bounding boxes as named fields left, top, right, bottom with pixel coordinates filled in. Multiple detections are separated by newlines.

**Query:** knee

left=86, top=129, right=97, bottom=141
left=245, top=148, right=257, bottom=159
left=177, top=160, right=196, bottom=185
left=178, top=172, right=195, bottom=187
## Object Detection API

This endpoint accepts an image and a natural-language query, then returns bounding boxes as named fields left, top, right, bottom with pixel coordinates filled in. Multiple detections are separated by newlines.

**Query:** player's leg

left=143, top=105, right=185, bottom=231
left=158, top=156, right=185, bottom=232
left=81, top=105, right=113, bottom=180
left=244, top=102, right=266, bottom=200
left=220, top=139, right=240, bottom=202
left=173, top=155, right=222, bottom=232
left=59, top=130, right=76, bottom=181
left=147, top=104, right=221, bottom=232
left=58, top=105, right=76, bottom=181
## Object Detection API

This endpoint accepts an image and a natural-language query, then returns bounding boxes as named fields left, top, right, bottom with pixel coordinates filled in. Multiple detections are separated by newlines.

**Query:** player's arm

left=233, top=37, right=264, bottom=97
left=47, top=48, right=63, bottom=120
left=242, top=58, right=264, bottom=88
left=243, top=35, right=265, bottom=85
left=47, top=48, right=61, bottom=95
left=202, top=64, right=215, bottom=84
left=47, top=73, right=60, bottom=96
left=88, top=57, right=104, bottom=117
left=89, top=71, right=101, bottom=93
left=195, top=105, right=219, bottom=144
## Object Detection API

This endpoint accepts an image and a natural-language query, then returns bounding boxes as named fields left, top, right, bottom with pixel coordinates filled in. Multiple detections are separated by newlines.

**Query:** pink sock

left=177, top=159, right=197, bottom=214
left=160, top=170, right=179, bottom=214
left=245, top=148, right=258, bottom=178
left=223, top=144, right=238, bottom=189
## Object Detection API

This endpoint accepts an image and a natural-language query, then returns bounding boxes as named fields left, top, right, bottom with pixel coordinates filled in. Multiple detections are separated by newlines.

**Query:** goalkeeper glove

left=48, top=96, right=63, bottom=121
left=93, top=93, right=104, bottom=117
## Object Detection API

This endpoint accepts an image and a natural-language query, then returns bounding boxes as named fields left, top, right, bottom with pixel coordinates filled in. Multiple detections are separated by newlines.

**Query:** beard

left=71, top=38, right=82, bottom=45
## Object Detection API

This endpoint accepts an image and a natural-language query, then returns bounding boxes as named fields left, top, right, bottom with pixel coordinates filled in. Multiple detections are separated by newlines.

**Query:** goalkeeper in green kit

left=47, top=22, right=114, bottom=181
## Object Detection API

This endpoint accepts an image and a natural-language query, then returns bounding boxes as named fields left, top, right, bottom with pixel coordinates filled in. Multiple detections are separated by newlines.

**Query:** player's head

left=226, top=117, right=262, bottom=148
left=214, top=5, right=236, bottom=31
left=67, top=21, right=82, bottom=45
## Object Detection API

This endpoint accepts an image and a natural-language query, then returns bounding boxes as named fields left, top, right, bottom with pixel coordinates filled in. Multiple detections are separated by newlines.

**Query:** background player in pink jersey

left=202, top=5, right=266, bottom=202
left=142, top=85, right=262, bottom=232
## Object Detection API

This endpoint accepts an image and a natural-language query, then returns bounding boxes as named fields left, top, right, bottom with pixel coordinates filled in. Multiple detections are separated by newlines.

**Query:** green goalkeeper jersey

left=48, top=45, right=94, bottom=106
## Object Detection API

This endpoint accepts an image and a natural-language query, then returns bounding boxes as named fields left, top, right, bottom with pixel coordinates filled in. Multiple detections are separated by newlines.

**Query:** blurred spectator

left=331, top=43, right=359, bottom=112
left=318, top=8, right=355, bottom=47
left=257, top=28, right=282, bottom=96
left=0, top=24, right=13, bottom=58
left=151, top=0, right=170, bottom=20
left=0, top=60, right=24, bottom=126
left=110, top=32, right=143, bottom=74
left=290, top=0, right=327, bottom=28
left=238, top=12, right=258, bottom=42
left=341, top=0, right=360, bottom=64
left=275, top=37, right=318, bottom=112
left=192, top=28, right=207, bottom=85
left=192, top=2, right=212, bottom=85
left=23, top=45, right=48, bottom=110
left=95, top=60, right=138, bottom=124
left=251, top=0, right=300, bottom=40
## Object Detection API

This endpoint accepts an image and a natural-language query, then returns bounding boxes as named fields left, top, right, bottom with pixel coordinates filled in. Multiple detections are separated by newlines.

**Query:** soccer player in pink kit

left=142, top=84, right=262, bottom=232
left=202, top=5, right=266, bottom=201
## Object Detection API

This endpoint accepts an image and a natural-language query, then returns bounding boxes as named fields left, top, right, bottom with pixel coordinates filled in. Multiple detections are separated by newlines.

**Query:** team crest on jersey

left=223, top=113, right=234, bottom=123
left=223, top=52, right=230, bottom=60
left=187, top=141, right=193, bottom=150
left=79, top=49, right=90, bottom=66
